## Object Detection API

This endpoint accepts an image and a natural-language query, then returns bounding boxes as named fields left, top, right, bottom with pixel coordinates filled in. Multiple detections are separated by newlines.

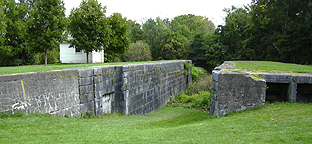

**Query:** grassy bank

left=0, top=60, right=178, bottom=75
left=1, top=103, right=311, bottom=143
left=234, top=61, right=312, bottom=73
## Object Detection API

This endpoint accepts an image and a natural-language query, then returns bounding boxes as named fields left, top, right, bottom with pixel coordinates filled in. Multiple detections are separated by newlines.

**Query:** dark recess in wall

left=266, top=83, right=288, bottom=102
left=297, top=84, right=312, bottom=103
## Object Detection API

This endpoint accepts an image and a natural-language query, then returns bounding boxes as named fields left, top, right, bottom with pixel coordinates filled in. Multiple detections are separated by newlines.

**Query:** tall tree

left=27, top=0, right=66, bottom=65
left=188, top=33, right=208, bottom=68
left=0, top=0, right=8, bottom=65
left=0, top=0, right=6, bottom=46
left=0, top=0, right=35, bottom=66
left=160, top=30, right=188, bottom=60
left=106, top=13, right=130, bottom=62
left=170, top=14, right=215, bottom=40
left=142, top=17, right=167, bottom=60
left=217, top=6, right=249, bottom=60
left=128, top=20, right=143, bottom=43
left=68, top=0, right=109, bottom=63
left=245, top=0, right=312, bottom=64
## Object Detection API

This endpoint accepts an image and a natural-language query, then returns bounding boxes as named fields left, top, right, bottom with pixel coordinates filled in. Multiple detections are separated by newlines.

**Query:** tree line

left=1, top=0, right=311, bottom=71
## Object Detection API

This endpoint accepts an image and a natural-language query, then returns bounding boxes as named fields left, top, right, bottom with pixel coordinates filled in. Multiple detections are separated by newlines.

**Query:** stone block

left=259, top=73, right=293, bottom=83
left=79, top=85, right=93, bottom=94
left=79, top=78, right=92, bottom=86
left=212, top=70, right=219, bottom=81
left=80, top=101, right=94, bottom=113
left=78, top=69, right=93, bottom=78
left=294, top=75, right=312, bottom=84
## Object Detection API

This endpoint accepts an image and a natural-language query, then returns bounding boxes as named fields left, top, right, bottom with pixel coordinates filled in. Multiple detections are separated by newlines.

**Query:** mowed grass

left=1, top=103, right=312, bottom=143
left=234, top=61, right=312, bottom=73
left=0, top=60, right=178, bottom=75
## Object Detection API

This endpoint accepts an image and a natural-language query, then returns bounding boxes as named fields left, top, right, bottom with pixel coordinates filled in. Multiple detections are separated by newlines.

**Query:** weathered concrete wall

left=210, top=61, right=266, bottom=117
left=0, top=70, right=80, bottom=116
left=0, top=61, right=191, bottom=117
left=211, top=61, right=312, bottom=117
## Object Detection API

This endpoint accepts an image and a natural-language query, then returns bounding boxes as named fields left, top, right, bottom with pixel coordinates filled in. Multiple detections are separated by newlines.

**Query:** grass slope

left=0, top=60, right=178, bottom=75
left=234, top=61, right=312, bottom=73
left=1, top=103, right=311, bottom=143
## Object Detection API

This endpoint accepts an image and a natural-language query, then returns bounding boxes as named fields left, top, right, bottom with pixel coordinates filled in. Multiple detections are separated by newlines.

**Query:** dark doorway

left=297, top=84, right=312, bottom=103
left=266, top=83, right=288, bottom=102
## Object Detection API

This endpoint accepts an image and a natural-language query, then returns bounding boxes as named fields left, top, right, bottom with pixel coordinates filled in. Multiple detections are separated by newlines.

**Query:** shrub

left=186, top=67, right=212, bottom=95
left=173, top=66, right=212, bottom=110
left=191, top=67, right=205, bottom=82
left=123, top=40, right=152, bottom=62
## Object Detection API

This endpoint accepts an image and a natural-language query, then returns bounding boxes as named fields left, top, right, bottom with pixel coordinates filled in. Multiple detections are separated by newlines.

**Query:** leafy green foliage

left=160, top=30, right=188, bottom=60
left=174, top=66, right=212, bottom=110
left=0, top=0, right=6, bottom=46
left=142, top=17, right=167, bottom=60
left=123, top=40, right=152, bottom=62
left=0, top=0, right=35, bottom=66
left=68, top=0, right=109, bottom=63
left=106, top=13, right=131, bottom=62
left=128, top=20, right=143, bottom=43
left=27, top=0, right=66, bottom=65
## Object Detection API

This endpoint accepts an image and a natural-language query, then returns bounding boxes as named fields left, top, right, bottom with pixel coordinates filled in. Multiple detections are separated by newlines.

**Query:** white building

left=59, top=42, right=104, bottom=63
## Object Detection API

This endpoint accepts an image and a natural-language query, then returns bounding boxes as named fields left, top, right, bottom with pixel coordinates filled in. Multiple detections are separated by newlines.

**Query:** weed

left=0, top=111, right=24, bottom=118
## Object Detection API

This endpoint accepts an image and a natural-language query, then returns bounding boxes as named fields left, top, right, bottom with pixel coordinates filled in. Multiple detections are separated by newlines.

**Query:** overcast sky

left=63, top=0, right=251, bottom=26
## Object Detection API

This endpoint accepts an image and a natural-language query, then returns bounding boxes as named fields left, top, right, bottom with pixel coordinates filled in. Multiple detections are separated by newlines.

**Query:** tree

left=170, top=14, right=215, bottom=40
left=188, top=33, right=208, bottom=68
left=0, top=0, right=6, bottom=46
left=129, top=20, right=143, bottom=43
left=27, top=0, right=66, bottom=65
left=245, top=0, right=312, bottom=64
left=217, top=6, right=249, bottom=60
left=160, top=30, right=188, bottom=60
left=0, top=0, right=36, bottom=66
left=68, top=0, right=110, bottom=63
left=106, top=13, right=130, bottom=62
left=142, top=17, right=167, bottom=60
left=123, top=40, right=152, bottom=62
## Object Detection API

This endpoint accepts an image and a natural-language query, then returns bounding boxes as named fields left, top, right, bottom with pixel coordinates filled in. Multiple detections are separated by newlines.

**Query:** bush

left=186, top=67, right=212, bottom=95
left=34, top=48, right=59, bottom=64
left=191, top=67, right=206, bottom=82
left=123, top=40, right=152, bottom=62
left=171, top=66, right=212, bottom=110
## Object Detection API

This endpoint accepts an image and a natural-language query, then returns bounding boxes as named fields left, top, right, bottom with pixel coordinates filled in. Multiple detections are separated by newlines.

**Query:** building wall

left=60, top=43, right=104, bottom=63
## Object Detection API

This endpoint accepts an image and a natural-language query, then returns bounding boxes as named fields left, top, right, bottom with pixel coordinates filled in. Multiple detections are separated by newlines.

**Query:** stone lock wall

left=210, top=61, right=312, bottom=117
left=210, top=62, right=266, bottom=117
left=122, top=61, right=190, bottom=115
left=0, top=70, right=80, bottom=116
left=0, top=60, right=192, bottom=117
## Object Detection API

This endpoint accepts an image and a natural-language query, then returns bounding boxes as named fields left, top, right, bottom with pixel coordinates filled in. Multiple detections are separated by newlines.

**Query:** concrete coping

left=215, top=61, right=312, bottom=84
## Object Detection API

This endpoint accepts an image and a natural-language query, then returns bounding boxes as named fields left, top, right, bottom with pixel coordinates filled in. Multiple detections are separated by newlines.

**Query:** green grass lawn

left=1, top=103, right=311, bottom=143
left=234, top=61, right=312, bottom=73
left=0, top=60, right=178, bottom=75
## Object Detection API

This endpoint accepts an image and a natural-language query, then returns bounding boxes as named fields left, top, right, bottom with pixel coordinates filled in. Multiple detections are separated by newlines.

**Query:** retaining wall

left=210, top=62, right=266, bottom=116
left=210, top=61, right=312, bottom=117
left=0, top=60, right=192, bottom=117
left=0, top=70, right=80, bottom=116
